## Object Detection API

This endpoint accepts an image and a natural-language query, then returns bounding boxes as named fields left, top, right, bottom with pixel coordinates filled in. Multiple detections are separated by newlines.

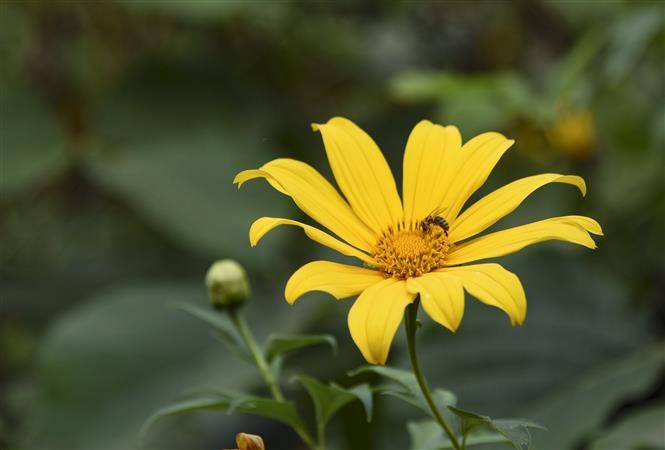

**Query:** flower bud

left=235, top=432, right=265, bottom=450
left=547, top=109, right=596, bottom=159
left=205, top=259, right=250, bottom=310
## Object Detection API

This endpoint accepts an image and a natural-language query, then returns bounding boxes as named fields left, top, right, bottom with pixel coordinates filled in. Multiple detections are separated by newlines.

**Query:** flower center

left=372, top=223, right=450, bottom=279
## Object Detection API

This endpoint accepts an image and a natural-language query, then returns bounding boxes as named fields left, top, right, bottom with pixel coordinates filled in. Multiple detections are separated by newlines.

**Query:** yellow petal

left=438, top=132, right=514, bottom=222
left=234, top=168, right=289, bottom=196
left=249, top=217, right=375, bottom=264
left=402, top=120, right=462, bottom=227
left=235, top=158, right=375, bottom=251
left=285, top=260, right=386, bottom=304
left=406, top=272, right=464, bottom=332
left=439, top=263, right=526, bottom=325
left=312, top=117, right=403, bottom=233
left=348, top=278, right=415, bottom=365
left=447, top=215, right=603, bottom=266
left=450, top=174, right=586, bottom=243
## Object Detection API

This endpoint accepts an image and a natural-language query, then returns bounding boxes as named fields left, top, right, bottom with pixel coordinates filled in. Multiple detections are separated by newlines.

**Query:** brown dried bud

left=236, top=432, right=265, bottom=450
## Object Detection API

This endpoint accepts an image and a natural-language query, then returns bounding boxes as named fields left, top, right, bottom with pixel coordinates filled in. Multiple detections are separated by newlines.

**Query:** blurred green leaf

left=85, top=76, right=293, bottom=263
left=390, top=71, right=548, bottom=133
left=143, top=391, right=306, bottom=443
left=448, top=406, right=545, bottom=450
left=550, top=29, right=605, bottom=99
left=173, top=302, right=249, bottom=360
left=0, top=85, right=68, bottom=194
left=18, top=282, right=264, bottom=449
left=265, top=334, right=337, bottom=363
left=526, top=343, right=664, bottom=449
left=604, top=5, right=663, bottom=84
left=589, top=403, right=665, bottom=450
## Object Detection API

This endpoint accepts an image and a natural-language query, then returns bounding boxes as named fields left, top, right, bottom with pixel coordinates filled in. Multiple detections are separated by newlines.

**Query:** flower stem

left=404, top=299, right=462, bottom=450
left=227, top=308, right=322, bottom=450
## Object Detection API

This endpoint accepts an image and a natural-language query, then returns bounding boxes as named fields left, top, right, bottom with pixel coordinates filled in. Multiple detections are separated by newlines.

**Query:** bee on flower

left=235, top=117, right=602, bottom=365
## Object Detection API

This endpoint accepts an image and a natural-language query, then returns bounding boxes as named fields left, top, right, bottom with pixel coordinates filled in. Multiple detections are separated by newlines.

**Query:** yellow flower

left=235, top=118, right=602, bottom=365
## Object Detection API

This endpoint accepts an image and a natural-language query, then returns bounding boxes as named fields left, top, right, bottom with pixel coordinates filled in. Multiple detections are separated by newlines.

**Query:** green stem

left=228, top=308, right=284, bottom=401
left=404, top=299, right=462, bottom=450
left=228, top=308, right=322, bottom=450
left=316, top=420, right=326, bottom=450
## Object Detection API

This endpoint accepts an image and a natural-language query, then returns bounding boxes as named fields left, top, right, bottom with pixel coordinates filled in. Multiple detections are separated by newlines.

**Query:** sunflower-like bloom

left=235, top=118, right=602, bottom=365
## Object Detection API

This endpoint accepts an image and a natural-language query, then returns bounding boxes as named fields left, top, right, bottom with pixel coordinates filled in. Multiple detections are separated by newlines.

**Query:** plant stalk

left=228, top=308, right=284, bottom=401
left=404, top=299, right=462, bottom=450
left=228, top=308, right=322, bottom=450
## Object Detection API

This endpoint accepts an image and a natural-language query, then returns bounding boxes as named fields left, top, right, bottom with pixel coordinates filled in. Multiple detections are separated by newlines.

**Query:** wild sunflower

left=235, top=117, right=602, bottom=365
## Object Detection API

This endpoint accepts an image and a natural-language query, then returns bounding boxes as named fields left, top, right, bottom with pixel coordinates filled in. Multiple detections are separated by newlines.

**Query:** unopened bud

left=547, top=109, right=596, bottom=159
left=236, top=432, right=265, bottom=450
left=205, top=259, right=250, bottom=310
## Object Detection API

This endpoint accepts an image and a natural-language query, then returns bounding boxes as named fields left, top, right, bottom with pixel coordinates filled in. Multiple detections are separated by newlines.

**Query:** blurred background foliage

left=1, top=1, right=663, bottom=449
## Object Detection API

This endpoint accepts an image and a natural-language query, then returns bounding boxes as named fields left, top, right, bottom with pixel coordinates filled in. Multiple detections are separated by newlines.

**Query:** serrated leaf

left=173, top=303, right=249, bottom=361
left=408, top=420, right=512, bottom=450
left=295, top=376, right=358, bottom=428
left=491, top=419, right=547, bottom=450
left=264, top=334, right=337, bottom=363
left=448, top=406, right=545, bottom=450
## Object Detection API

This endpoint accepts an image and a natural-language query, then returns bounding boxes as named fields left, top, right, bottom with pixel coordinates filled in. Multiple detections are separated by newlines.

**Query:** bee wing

left=427, top=206, right=449, bottom=218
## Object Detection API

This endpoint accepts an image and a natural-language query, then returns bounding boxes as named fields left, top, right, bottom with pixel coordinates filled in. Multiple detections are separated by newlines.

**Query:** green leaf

left=524, top=343, right=664, bottom=449
left=226, top=394, right=306, bottom=431
left=264, top=334, right=337, bottom=363
left=350, top=365, right=456, bottom=423
left=295, top=376, right=359, bottom=428
left=589, top=403, right=665, bottom=450
left=448, top=406, right=545, bottom=450
left=408, top=420, right=512, bottom=450
left=408, top=420, right=445, bottom=450
left=172, top=303, right=249, bottom=359
left=142, top=392, right=306, bottom=443
left=140, top=395, right=230, bottom=442
left=491, top=419, right=547, bottom=450
left=347, top=383, right=374, bottom=423
left=350, top=365, right=427, bottom=413
left=349, top=365, right=421, bottom=394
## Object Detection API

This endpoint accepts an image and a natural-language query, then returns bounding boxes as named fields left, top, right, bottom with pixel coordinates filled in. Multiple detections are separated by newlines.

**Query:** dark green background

left=1, top=1, right=663, bottom=449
